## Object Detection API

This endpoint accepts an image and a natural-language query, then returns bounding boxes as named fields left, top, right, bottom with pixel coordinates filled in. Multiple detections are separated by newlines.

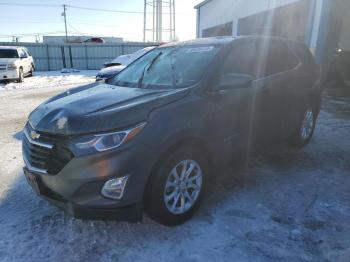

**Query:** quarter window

left=257, top=40, right=299, bottom=78
left=25, top=49, right=32, bottom=57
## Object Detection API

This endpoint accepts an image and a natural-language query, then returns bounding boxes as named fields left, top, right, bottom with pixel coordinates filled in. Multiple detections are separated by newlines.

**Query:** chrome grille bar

left=23, top=153, right=48, bottom=174
left=23, top=128, right=53, bottom=149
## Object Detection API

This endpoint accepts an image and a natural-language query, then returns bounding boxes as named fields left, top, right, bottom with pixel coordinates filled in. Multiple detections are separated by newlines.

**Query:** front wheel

left=145, top=146, right=208, bottom=226
left=289, top=108, right=317, bottom=147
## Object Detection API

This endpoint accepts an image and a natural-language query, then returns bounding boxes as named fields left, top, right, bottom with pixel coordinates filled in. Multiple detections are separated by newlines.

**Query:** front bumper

left=23, top=136, right=158, bottom=222
left=0, top=69, right=19, bottom=80
left=24, top=167, right=142, bottom=221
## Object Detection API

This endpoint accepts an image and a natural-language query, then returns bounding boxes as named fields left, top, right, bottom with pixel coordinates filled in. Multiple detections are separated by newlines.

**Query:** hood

left=0, top=58, right=18, bottom=64
left=98, top=65, right=126, bottom=77
left=28, top=83, right=189, bottom=135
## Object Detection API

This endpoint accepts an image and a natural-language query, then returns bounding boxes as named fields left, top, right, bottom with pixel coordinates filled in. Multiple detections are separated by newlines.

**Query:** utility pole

left=143, top=0, right=146, bottom=42
left=62, top=4, right=68, bottom=43
left=172, top=0, right=175, bottom=40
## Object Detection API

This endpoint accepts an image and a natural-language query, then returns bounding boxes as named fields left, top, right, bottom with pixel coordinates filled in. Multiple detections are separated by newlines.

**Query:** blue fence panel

left=0, top=42, right=156, bottom=71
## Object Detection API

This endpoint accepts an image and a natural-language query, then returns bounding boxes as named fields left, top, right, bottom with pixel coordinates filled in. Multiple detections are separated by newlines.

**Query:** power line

left=69, top=21, right=119, bottom=28
left=0, top=2, right=183, bottom=15
left=67, top=5, right=144, bottom=14
left=0, top=20, right=61, bottom=24
left=0, top=31, right=74, bottom=37
left=0, top=18, right=120, bottom=28
left=0, top=2, right=59, bottom=7
left=67, top=23, right=82, bottom=35
left=0, top=2, right=145, bottom=14
left=66, top=4, right=182, bottom=15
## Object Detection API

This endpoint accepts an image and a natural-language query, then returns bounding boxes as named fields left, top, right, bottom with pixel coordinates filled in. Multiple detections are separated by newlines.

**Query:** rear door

left=25, top=48, right=34, bottom=69
left=18, top=49, right=30, bottom=74
left=253, top=39, right=299, bottom=144
left=285, top=43, right=320, bottom=135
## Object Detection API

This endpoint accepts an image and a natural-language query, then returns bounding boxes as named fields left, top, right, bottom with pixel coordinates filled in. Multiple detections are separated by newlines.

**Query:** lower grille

left=22, top=123, right=74, bottom=175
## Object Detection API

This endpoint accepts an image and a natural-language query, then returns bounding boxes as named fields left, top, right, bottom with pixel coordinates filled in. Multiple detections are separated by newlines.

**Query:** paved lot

left=0, top=74, right=349, bottom=261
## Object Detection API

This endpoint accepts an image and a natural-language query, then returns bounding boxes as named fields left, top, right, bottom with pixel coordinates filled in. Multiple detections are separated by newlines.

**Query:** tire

left=145, top=146, right=208, bottom=226
left=289, top=107, right=317, bottom=147
left=17, top=68, right=24, bottom=83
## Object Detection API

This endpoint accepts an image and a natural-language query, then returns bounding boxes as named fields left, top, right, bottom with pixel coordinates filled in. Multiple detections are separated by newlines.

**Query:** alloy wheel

left=163, top=159, right=203, bottom=215
left=300, top=109, right=314, bottom=140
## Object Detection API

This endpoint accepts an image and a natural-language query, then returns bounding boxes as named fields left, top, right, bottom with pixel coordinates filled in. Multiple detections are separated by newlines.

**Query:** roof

left=160, top=36, right=306, bottom=49
left=0, top=46, right=21, bottom=50
left=160, top=36, right=236, bottom=48
left=194, top=0, right=213, bottom=9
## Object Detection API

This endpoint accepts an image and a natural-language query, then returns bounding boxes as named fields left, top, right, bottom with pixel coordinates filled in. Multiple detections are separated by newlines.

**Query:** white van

left=0, top=46, right=35, bottom=82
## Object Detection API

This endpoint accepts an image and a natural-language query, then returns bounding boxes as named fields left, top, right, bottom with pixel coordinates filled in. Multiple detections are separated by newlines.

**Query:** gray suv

left=22, top=36, right=321, bottom=225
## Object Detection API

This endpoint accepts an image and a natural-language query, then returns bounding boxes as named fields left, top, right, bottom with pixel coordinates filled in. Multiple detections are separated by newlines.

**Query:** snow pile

left=0, top=70, right=98, bottom=91
left=61, top=68, right=81, bottom=73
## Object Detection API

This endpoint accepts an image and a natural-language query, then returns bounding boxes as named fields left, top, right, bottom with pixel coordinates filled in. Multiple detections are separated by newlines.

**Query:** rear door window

left=221, top=41, right=257, bottom=77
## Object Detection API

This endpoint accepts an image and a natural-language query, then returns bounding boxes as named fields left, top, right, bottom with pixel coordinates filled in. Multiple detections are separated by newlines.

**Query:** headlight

left=7, top=63, right=17, bottom=70
left=75, top=122, right=146, bottom=152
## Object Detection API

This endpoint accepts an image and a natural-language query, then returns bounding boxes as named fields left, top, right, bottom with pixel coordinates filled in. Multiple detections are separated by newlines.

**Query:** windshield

left=124, top=47, right=155, bottom=66
left=111, top=45, right=221, bottom=89
left=0, top=49, right=18, bottom=58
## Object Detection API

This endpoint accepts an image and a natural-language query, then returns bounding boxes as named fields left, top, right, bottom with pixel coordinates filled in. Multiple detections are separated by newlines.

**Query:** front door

left=207, top=39, right=261, bottom=158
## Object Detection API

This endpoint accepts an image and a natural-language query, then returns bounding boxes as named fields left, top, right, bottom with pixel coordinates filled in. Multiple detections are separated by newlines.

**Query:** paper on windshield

left=185, top=46, right=214, bottom=53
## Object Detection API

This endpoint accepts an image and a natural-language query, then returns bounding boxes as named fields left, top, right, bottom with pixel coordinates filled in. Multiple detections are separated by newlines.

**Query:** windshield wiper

left=138, top=51, right=163, bottom=89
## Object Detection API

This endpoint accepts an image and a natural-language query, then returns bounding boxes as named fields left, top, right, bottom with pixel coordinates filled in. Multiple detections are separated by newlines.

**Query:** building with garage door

left=194, top=0, right=350, bottom=70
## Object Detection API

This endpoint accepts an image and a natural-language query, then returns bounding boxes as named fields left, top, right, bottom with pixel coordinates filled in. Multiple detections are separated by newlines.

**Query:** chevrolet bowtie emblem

left=30, top=130, right=40, bottom=140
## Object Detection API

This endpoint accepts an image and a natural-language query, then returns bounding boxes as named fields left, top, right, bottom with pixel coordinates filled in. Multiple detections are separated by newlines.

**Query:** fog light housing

left=101, top=176, right=129, bottom=200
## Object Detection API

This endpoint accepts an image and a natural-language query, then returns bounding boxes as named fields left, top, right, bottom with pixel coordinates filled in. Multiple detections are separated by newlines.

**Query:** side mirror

left=218, top=73, right=253, bottom=90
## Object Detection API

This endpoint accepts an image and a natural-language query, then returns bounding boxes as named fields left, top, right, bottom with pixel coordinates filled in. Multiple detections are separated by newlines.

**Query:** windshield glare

left=111, top=45, right=220, bottom=89
left=0, top=49, right=19, bottom=58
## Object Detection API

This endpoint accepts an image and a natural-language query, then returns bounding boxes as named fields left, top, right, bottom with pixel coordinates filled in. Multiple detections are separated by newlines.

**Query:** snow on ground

left=0, top=75, right=350, bottom=261
left=0, top=70, right=98, bottom=91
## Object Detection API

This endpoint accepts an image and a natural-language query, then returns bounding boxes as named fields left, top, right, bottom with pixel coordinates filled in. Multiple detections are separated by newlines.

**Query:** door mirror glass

left=218, top=73, right=253, bottom=90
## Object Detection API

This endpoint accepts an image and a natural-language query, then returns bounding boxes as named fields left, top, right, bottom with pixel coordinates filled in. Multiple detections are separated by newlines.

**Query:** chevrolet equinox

left=22, top=37, right=321, bottom=226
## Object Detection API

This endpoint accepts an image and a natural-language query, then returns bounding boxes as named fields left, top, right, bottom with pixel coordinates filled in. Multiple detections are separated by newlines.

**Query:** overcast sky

left=0, top=0, right=202, bottom=42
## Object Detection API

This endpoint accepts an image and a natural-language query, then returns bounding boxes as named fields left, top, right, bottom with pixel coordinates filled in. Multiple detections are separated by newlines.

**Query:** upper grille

left=22, top=123, right=74, bottom=175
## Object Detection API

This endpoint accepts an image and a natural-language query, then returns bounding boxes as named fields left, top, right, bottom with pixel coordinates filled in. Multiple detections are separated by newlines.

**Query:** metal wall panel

left=0, top=42, right=155, bottom=71
left=197, top=0, right=301, bottom=37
